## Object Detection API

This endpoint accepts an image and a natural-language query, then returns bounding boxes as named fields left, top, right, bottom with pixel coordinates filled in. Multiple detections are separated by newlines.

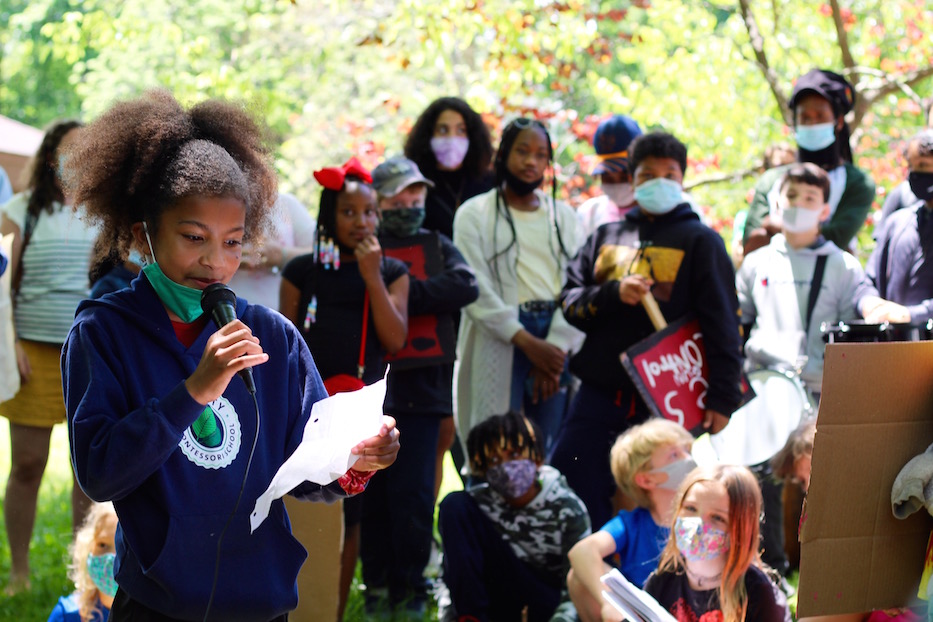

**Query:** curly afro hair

left=403, top=96, right=493, bottom=180
left=66, top=89, right=277, bottom=260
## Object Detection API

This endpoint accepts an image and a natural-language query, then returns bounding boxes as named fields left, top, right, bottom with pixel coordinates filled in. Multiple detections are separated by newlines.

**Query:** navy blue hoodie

left=63, top=274, right=349, bottom=621
left=560, top=204, right=743, bottom=416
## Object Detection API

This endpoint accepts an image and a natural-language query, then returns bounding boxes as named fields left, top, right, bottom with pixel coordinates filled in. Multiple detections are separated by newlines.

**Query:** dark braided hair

left=65, top=89, right=277, bottom=262
left=488, top=118, right=571, bottom=291
left=404, top=96, right=493, bottom=180
left=466, top=412, right=544, bottom=476
left=25, top=119, right=84, bottom=220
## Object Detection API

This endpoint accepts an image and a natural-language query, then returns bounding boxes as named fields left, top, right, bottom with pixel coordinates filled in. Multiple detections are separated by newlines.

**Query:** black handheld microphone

left=200, top=283, right=256, bottom=395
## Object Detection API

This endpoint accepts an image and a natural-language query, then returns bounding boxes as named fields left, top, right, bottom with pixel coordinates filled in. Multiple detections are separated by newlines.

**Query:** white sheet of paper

left=249, top=375, right=387, bottom=532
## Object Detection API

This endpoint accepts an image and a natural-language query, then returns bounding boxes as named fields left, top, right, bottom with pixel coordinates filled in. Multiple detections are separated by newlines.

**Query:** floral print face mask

left=674, top=515, right=730, bottom=562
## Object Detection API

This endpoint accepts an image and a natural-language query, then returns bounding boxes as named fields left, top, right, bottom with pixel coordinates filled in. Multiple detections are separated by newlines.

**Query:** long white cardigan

left=453, top=188, right=585, bottom=440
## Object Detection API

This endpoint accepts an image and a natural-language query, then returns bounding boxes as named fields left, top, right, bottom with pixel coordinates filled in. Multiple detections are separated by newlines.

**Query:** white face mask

left=602, top=183, right=636, bottom=208
left=782, top=206, right=822, bottom=234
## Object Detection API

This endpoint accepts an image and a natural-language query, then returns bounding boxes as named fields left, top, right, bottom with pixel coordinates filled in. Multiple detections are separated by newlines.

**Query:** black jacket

left=560, top=204, right=743, bottom=416
left=382, top=230, right=478, bottom=415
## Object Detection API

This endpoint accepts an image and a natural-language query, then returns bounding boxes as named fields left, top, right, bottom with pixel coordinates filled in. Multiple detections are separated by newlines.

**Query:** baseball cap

left=591, top=115, right=643, bottom=175
left=790, top=69, right=855, bottom=116
left=372, top=155, right=435, bottom=198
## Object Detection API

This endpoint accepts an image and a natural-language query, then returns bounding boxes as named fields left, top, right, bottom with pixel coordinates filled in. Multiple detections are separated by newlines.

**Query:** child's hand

left=529, top=367, right=560, bottom=404
left=355, top=235, right=383, bottom=283
left=618, top=275, right=653, bottom=305
left=703, top=409, right=730, bottom=434
left=600, top=601, right=625, bottom=622
left=513, top=331, right=565, bottom=376
left=350, top=416, right=401, bottom=471
left=185, top=320, right=269, bottom=404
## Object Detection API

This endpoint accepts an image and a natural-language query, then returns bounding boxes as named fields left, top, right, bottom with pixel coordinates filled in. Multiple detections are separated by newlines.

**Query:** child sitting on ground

left=567, top=418, right=696, bottom=621
left=48, top=502, right=118, bottom=622
left=438, top=412, right=591, bottom=622
left=645, top=464, right=791, bottom=622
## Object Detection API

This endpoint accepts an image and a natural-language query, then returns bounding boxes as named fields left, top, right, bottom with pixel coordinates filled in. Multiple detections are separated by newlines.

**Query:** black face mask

left=503, top=168, right=544, bottom=197
left=909, top=171, right=933, bottom=202
left=798, top=141, right=843, bottom=171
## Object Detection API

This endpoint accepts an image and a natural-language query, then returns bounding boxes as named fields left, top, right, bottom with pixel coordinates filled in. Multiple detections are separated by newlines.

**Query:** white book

left=600, top=568, right=677, bottom=622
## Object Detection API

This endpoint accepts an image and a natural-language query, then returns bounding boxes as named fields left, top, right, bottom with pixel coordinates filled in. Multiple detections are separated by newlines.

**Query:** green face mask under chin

left=142, top=262, right=206, bottom=323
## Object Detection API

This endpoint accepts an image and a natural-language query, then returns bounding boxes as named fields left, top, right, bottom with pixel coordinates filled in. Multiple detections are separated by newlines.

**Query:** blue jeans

left=510, top=308, right=569, bottom=455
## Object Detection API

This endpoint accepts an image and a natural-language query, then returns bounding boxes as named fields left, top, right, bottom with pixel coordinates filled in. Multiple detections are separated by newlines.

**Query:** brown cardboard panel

left=798, top=342, right=933, bottom=617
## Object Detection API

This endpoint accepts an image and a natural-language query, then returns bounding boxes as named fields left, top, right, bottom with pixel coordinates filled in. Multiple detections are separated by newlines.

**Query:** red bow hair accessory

left=313, top=156, right=373, bottom=190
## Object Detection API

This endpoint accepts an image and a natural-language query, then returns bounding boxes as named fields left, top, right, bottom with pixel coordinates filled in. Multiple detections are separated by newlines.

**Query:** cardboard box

left=798, top=342, right=933, bottom=617
left=284, top=496, right=343, bottom=622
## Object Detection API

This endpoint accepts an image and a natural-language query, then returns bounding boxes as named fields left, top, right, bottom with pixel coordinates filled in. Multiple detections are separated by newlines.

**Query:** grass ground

left=0, top=422, right=463, bottom=621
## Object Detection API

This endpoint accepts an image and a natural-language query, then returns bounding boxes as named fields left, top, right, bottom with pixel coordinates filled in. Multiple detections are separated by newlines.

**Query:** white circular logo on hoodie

left=179, top=396, right=241, bottom=469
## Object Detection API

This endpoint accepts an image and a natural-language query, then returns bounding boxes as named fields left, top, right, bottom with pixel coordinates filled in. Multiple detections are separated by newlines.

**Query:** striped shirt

left=2, top=192, right=98, bottom=344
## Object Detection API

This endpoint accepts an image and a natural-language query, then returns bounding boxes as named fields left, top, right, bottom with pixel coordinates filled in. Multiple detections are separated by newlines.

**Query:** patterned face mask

left=86, top=552, right=119, bottom=597
left=486, top=459, right=538, bottom=499
left=674, top=516, right=730, bottom=562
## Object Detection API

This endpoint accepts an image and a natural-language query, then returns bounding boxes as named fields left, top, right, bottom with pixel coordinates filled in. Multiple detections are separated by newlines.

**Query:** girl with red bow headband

left=279, top=156, right=409, bottom=620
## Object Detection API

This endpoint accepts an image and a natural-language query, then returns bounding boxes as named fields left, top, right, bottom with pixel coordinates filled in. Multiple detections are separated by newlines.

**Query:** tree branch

left=852, top=64, right=933, bottom=129
left=737, top=0, right=792, bottom=126
left=684, top=166, right=759, bottom=191
left=829, top=0, right=856, bottom=73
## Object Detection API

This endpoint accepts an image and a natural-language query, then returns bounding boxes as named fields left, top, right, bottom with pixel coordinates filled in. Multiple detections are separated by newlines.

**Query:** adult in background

left=229, top=191, right=316, bottom=308
left=861, top=129, right=933, bottom=326
left=744, top=69, right=875, bottom=255
left=0, top=120, right=98, bottom=595
left=404, top=96, right=495, bottom=239
left=404, top=96, right=495, bottom=478
left=577, top=114, right=643, bottom=239
left=877, top=100, right=933, bottom=230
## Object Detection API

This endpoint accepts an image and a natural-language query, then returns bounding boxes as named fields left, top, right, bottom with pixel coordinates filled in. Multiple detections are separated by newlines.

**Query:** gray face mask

left=648, top=456, right=697, bottom=491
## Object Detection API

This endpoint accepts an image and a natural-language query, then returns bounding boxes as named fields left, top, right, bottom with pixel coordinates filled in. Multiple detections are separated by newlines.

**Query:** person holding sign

left=552, top=131, right=742, bottom=530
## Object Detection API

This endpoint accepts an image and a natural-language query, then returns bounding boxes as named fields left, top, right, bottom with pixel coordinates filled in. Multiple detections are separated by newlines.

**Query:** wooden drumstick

left=642, top=291, right=668, bottom=331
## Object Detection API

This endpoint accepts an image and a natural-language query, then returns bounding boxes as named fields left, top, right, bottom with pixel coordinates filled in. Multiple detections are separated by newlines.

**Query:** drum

left=707, top=368, right=813, bottom=466
left=821, top=319, right=933, bottom=344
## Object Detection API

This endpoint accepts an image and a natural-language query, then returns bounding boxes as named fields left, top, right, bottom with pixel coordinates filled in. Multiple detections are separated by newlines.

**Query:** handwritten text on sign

left=622, top=318, right=710, bottom=432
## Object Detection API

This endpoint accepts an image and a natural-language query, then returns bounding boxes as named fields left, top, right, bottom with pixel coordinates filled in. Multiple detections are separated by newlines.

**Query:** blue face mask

left=86, top=552, right=119, bottom=597
left=635, top=178, right=683, bottom=215
left=795, top=122, right=836, bottom=152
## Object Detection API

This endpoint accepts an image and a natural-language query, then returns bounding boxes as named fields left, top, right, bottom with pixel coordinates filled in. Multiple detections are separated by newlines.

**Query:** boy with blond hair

left=567, top=418, right=696, bottom=622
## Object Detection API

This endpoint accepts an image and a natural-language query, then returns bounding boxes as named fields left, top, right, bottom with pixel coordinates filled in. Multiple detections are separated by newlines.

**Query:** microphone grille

left=200, top=283, right=237, bottom=314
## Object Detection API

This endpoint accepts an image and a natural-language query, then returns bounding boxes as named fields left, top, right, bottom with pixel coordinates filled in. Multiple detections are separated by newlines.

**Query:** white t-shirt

left=2, top=192, right=98, bottom=343
left=509, top=205, right=563, bottom=304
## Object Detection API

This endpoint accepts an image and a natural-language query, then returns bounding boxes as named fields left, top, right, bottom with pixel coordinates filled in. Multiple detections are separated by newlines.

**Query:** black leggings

left=110, top=589, right=288, bottom=622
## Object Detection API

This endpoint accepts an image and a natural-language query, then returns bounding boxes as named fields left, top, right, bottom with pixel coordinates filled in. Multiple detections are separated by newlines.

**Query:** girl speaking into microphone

left=61, top=90, right=399, bottom=622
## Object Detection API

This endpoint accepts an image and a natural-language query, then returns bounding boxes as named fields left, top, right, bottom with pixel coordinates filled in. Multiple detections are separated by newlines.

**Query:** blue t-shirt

left=47, top=593, right=110, bottom=622
left=600, top=506, right=668, bottom=588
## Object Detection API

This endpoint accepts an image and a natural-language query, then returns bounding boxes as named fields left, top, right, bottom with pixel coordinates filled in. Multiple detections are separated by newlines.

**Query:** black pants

left=110, top=589, right=288, bottom=622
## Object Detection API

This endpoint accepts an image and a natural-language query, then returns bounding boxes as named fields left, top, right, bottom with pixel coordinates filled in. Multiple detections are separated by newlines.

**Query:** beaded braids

left=488, top=118, right=571, bottom=291
left=65, top=89, right=278, bottom=261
